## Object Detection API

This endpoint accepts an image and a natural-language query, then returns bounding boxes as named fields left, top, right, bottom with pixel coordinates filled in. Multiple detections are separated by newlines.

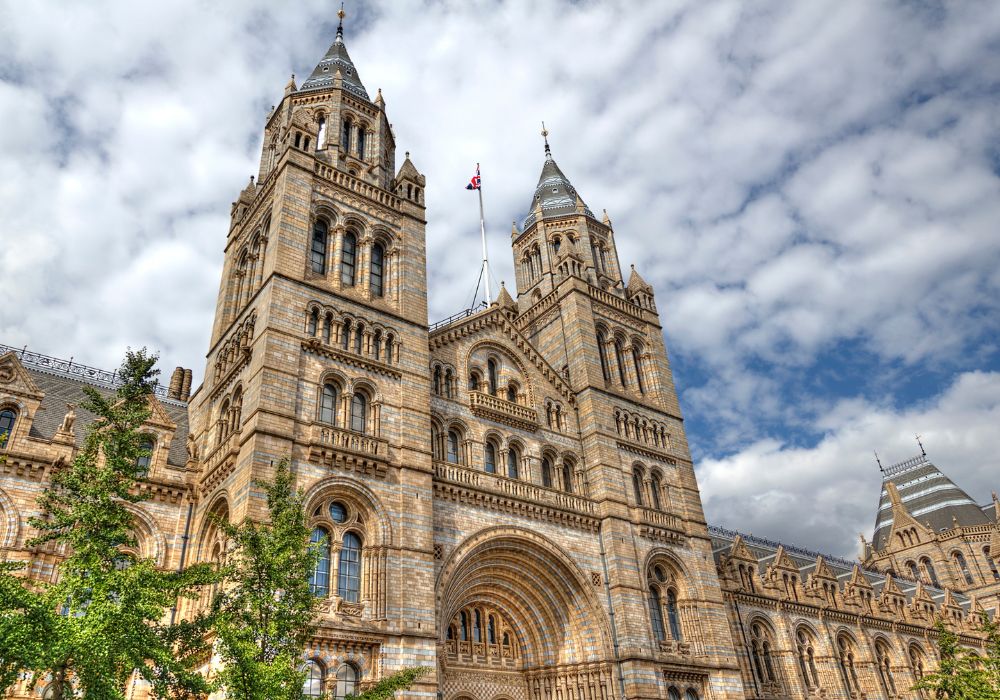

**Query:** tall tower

left=509, top=132, right=744, bottom=697
left=188, top=12, right=436, bottom=694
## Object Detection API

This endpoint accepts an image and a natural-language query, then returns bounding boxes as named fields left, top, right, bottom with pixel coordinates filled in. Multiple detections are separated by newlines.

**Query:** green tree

left=345, top=667, right=427, bottom=700
left=914, top=617, right=997, bottom=699
left=0, top=348, right=218, bottom=699
left=210, top=459, right=321, bottom=700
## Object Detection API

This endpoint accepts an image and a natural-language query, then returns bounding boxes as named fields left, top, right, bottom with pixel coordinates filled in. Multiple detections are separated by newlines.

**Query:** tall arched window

left=796, top=629, right=820, bottom=691
left=906, top=560, right=920, bottom=581
left=350, top=394, right=367, bottom=433
left=648, top=586, right=666, bottom=642
left=920, top=557, right=940, bottom=587
left=909, top=645, right=927, bottom=695
left=473, top=609, right=482, bottom=643
left=632, top=468, right=645, bottom=507
left=334, top=664, right=357, bottom=700
left=614, top=338, right=629, bottom=387
left=354, top=323, right=364, bottom=354
left=341, top=320, right=352, bottom=350
left=337, top=532, right=362, bottom=603
left=666, top=588, right=681, bottom=641
left=316, top=117, right=327, bottom=150
left=319, top=383, right=338, bottom=424
left=507, top=446, right=519, bottom=479
left=311, top=220, right=328, bottom=274
left=373, top=331, right=382, bottom=361
left=484, top=441, right=497, bottom=474
left=308, top=308, right=319, bottom=336
left=650, top=473, right=662, bottom=510
left=749, top=622, right=777, bottom=685
left=341, top=232, right=357, bottom=286
left=541, top=457, right=553, bottom=488
left=633, top=345, right=646, bottom=393
left=837, top=636, right=861, bottom=697
left=506, top=384, right=517, bottom=403
left=0, top=408, right=17, bottom=448
left=384, top=334, right=394, bottom=364
left=323, top=313, right=333, bottom=343
left=444, top=369, right=453, bottom=399
left=952, top=551, right=974, bottom=585
left=447, top=429, right=461, bottom=464
left=309, top=527, right=331, bottom=596
left=875, top=641, right=897, bottom=697
left=341, top=118, right=352, bottom=153
left=667, top=689, right=681, bottom=700
left=487, top=359, right=498, bottom=396
left=303, top=660, right=325, bottom=697
left=596, top=329, right=611, bottom=381
left=459, top=611, right=468, bottom=640
left=985, top=547, right=1000, bottom=581
left=135, top=438, right=153, bottom=478
left=356, top=127, right=366, bottom=158
left=370, top=242, right=385, bottom=297
left=488, top=615, right=497, bottom=644
left=685, top=691, right=699, bottom=700
left=562, top=460, right=573, bottom=494
left=433, top=366, right=442, bottom=395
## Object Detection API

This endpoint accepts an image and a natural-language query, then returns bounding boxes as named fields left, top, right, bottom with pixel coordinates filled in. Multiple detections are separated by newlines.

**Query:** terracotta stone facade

left=2, top=22, right=998, bottom=700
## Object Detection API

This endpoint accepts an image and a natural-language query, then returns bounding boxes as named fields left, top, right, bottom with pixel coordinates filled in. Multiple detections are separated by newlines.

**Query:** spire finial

left=915, top=434, right=926, bottom=457
left=541, top=121, right=551, bottom=158
left=875, top=450, right=884, bottom=473
left=336, top=3, right=346, bottom=42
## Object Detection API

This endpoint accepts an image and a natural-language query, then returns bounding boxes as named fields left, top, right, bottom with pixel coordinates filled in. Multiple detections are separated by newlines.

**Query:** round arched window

left=329, top=502, right=347, bottom=523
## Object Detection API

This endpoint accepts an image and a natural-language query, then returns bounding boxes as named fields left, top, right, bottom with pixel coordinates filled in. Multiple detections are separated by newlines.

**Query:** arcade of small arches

left=431, top=418, right=583, bottom=495
left=445, top=603, right=521, bottom=667
left=214, top=384, right=243, bottom=448
left=305, top=303, right=400, bottom=365
left=308, top=210, right=399, bottom=302
left=614, top=407, right=671, bottom=452
left=595, top=324, right=652, bottom=396
left=900, top=549, right=1000, bottom=590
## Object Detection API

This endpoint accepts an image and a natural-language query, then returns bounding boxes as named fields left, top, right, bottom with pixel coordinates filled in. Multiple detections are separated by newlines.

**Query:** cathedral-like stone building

left=1, top=18, right=997, bottom=700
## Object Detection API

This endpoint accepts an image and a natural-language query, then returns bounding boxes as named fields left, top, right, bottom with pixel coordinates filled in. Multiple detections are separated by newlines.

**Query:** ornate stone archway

left=437, top=527, right=616, bottom=700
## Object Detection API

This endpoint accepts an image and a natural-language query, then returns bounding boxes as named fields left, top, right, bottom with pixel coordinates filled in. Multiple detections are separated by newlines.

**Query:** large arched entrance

left=437, top=527, right=616, bottom=700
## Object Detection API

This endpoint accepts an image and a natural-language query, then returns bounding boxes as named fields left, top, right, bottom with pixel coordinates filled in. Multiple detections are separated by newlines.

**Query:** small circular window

left=329, top=502, right=348, bottom=523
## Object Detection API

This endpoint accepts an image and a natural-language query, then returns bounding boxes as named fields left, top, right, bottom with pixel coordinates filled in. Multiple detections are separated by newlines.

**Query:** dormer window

left=0, top=408, right=16, bottom=448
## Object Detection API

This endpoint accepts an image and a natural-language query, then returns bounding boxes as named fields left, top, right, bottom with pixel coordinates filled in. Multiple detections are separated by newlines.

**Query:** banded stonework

left=2, top=19, right=998, bottom=700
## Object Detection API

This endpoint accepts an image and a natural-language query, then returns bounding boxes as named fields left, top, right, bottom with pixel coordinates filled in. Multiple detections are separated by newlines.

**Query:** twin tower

left=189, top=18, right=738, bottom=700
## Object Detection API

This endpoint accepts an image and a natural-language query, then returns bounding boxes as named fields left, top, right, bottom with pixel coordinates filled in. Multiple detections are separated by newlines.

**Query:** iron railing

left=0, top=343, right=169, bottom=398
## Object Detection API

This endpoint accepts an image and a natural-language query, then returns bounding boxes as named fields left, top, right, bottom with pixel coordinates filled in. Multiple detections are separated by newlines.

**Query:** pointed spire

left=284, top=74, right=297, bottom=96
left=522, top=125, right=596, bottom=229
left=300, top=5, right=369, bottom=99
left=496, top=281, right=517, bottom=309
left=627, top=265, right=653, bottom=294
left=374, top=87, right=384, bottom=108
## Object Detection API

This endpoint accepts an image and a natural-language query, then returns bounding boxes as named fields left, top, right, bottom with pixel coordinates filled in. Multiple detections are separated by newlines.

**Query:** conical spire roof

left=300, top=17, right=369, bottom=99
left=872, top=453, right=989, bottom=551
left=522, top=131, right=595, bottom=229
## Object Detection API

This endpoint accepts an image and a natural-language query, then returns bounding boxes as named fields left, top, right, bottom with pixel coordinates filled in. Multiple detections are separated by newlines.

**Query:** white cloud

left=699, top=370, right=1000, bottom=558
left=0, top=0, right=998, bottom=555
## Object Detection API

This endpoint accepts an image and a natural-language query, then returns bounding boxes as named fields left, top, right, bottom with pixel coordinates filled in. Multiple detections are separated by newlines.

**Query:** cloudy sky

left=1, top=0, right=998, bottom=557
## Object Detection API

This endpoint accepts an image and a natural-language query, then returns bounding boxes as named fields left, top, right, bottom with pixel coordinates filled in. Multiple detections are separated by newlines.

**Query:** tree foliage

left=914, top=616, right=1000, bottom=699
left=210, top=459, right=321, bottom=700
left=346, top=667, right=427, bottom=700
left=0, top=349, right=217, bottom=699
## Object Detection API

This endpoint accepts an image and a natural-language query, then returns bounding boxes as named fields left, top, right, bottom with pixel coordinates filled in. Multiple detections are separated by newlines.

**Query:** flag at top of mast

left=466, top=164, right=481, bottom=190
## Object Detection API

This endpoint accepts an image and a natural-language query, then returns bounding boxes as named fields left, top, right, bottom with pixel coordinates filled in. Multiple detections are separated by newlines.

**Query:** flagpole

left=477, top=163, right=492, bottom=306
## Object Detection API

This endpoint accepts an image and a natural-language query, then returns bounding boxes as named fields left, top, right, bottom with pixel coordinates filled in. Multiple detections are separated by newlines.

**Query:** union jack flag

left=465, top=165, right=481, bottom=190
